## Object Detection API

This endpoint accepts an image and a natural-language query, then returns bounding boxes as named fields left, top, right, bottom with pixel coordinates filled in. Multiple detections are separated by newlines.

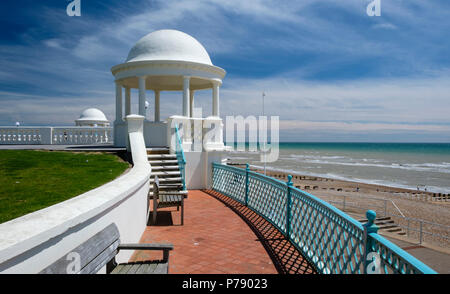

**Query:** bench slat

left=111, top=262, right=167, bottom=274
left=152, top=263, right=169, bottom=274
left=127, top=263, right=141, bottom=274
left=119, top=264, right=134, bottom=274
left=39, top=224, right=120, bottom=274
left=80, top=241, right=119, bottom=274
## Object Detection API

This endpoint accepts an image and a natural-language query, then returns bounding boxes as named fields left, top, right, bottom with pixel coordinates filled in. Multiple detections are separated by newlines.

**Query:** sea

left=227, top=143, right=450, bottom=194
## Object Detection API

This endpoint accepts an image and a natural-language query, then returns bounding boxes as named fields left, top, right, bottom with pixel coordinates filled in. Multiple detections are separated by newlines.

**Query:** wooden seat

left=152, top=176, right=184, bottom=225
left=40, top=223, right=173, bottom=274
left=111, top=262, right=168, bottom=274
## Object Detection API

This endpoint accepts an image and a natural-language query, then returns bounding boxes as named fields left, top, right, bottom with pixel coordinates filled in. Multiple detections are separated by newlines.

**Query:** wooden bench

left=153, top=176, right=184, bottom=225
left=40, top=223, right=173, bottom=274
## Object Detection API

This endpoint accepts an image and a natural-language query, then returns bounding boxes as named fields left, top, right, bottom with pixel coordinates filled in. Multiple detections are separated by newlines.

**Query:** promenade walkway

left=131, top=190, right=316, bottom=274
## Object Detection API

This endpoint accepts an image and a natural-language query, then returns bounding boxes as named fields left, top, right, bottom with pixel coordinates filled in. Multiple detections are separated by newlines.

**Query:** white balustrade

left=0, top=127, right=49, bottom=145
left=0, top=127, right=113, bottom=145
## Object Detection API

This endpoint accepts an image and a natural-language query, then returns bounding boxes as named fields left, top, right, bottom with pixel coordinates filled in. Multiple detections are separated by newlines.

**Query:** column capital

left=211, top=79, right=222, bottom=87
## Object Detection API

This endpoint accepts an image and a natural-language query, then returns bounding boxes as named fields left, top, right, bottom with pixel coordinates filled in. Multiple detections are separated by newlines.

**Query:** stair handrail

left=389, top=199, right=405, bottom=218
left=175, top=124, right=186, bottom=191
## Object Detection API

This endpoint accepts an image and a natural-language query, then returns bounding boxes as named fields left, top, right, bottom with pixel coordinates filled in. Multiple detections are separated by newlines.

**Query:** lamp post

left=145, top=100, right=150, bottom=118
left=262, top=91, right=266, bottom=175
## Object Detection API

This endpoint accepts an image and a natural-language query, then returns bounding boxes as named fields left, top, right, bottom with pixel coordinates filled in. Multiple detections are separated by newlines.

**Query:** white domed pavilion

left=75, top=108, right=110, bottom=127
left=111, top=29, right=226, bottom=148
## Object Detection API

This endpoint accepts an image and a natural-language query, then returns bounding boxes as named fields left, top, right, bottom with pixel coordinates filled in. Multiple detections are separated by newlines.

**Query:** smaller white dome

left=75, top=108, right=110, bottom=127
left=78, top=108, right=108, bottom=121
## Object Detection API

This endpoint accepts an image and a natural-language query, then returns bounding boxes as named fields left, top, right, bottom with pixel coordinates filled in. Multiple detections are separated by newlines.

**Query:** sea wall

left=0, top=115, right=150, bottom=274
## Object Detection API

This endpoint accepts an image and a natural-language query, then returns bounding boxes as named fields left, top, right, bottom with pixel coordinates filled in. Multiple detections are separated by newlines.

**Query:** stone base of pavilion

left=130, top=190, right=316, bottom=274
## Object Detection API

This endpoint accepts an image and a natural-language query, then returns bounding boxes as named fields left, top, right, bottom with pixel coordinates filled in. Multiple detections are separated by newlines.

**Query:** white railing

left=0, top=127, right=51, bottom=145
left=0, top=127, right=113, bottom=145
left=52, top=127, right=112, bottom=145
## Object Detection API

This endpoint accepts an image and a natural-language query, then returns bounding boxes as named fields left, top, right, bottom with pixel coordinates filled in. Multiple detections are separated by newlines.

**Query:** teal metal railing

left=174, top=124, right=186, bottom=191
left=211, top=163, right=437, bottom=274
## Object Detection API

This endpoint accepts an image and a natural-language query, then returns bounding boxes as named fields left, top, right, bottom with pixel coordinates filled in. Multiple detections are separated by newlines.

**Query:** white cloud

left=279, top=120, right=450, bottom=132
left=372, top=23, right=397, bottom=30
left=220, top=74, right=450, bottom=126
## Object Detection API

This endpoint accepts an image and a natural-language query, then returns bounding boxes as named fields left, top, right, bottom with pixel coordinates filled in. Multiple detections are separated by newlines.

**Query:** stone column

left=115, top=82, right=123, bottom=123
left=138, top=76, right=147, bottom=117
left=190, top=90, right=195, bottom=118
left=155, top=90, right=161, bottom=122
left=183, top=76, right=190, bottom=117
left=212, top=81, right=220, bottom=117
left=125, top=87, right=131, bottom=116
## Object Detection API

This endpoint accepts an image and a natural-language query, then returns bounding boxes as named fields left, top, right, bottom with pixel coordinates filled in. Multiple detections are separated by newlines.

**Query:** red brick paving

left=130, top=190, right=315, bottom=274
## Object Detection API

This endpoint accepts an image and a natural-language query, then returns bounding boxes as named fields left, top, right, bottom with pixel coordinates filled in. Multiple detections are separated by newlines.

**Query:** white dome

left=78, top=108, right=108, bottom=122
left=126, top=30, right=213, bottom=65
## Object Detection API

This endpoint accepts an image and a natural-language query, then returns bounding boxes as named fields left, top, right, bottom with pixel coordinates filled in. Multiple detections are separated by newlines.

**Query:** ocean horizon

left=227, top=142, right=450, bottom=194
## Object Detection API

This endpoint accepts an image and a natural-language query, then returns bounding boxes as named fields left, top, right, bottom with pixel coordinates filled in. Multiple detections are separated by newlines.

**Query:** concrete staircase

left=359, top=216, right=406, bottom=236
left=147, top=147, right=188, bottom=199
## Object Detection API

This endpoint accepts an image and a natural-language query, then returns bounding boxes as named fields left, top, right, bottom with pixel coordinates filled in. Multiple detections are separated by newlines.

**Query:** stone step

left=147, top=154, right=177, bottom=160
left=148, top=159, right=179, bottom=166
left=358, top=217, right=391, bottom=223
left=151, top=165, right=180, bottom=171
left=379, top=225, right=399, bottom=230
left=358, top=216, right=405, bottom=236
left=151, top=171, right=181, bottom=178
left=387, top=228, right=403, bottom=233
left=147, top=146, right=185, bottom=198
left=146, top=148, right=170, bottom=155
left=150, top=177, right=182, bottom=184
left=150, top=178, right=183, bottom=187
left=375, top=220, right=395, bottom=226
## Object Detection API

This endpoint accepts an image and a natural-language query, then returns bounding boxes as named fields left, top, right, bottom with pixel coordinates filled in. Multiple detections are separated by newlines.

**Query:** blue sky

left=0, top=0, right=450, bottom=142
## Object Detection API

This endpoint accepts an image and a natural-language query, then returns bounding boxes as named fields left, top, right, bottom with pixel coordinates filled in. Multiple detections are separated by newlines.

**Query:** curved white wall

left=0, top=115, right=150, bottom=274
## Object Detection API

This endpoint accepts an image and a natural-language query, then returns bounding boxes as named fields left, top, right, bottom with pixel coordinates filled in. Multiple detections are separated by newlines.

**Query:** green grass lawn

left=0, top=150, right=130, bottom=224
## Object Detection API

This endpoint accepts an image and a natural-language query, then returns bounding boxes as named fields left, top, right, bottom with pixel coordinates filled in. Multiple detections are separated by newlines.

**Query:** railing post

left=245, top=164, right=250, bottom=206
left=363, top=210, right=379, bottom=274
left=419, top=221, right=423, bottom=245
left=286, top=175, right=293, bottom=238
left=181, top=159, right=186, bottom=191
left=407, top=219, right=410, bottom=237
